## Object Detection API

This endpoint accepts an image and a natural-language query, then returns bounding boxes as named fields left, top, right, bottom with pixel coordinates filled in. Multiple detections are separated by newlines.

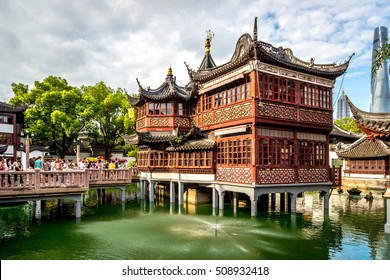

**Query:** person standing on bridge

left=34, top=156, right=43, bottom=170
left=13, top=158, right=23, bottom=184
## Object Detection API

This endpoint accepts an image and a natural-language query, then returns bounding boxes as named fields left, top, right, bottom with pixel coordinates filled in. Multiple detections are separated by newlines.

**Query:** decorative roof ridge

left=339, top=135, right=367, bottom=152
left=0, top=101, right=27, bottom=113
left=257, top=41, right=354, bottom=72
left=333, top=123, right=361, bottom=137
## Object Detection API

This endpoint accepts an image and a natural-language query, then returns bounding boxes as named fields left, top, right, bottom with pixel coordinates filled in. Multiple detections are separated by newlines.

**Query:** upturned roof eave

left=345, top=95, right=390, bottom=137
left=133, top=77, right=194, bottom=104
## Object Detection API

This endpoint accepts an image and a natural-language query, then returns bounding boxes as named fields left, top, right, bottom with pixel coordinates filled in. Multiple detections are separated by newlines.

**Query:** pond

left=0, top=185, right=388, bottom=260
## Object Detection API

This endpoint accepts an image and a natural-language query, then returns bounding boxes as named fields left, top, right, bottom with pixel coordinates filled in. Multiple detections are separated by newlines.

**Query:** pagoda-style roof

left=345, top=95, right=390, bottom=140
left=0, top=102, right=27, bottom=113
left=122, top=125, right=205, bottom=145
left=336, top=136, right=390, bottom=158
left=186, top=19, right=353, bottom=83
left=330, top=124, right=361, bottom=141
left=166, top=139, right=215, bottom=151
left=128, top=67, right=195, bottom=106
left=122, top=131, right=177, bottom=145
left=198, top=30, right=217, bottom=71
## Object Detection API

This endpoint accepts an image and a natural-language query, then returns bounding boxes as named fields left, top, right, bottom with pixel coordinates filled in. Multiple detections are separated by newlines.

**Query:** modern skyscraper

left=336, top=90, right=351, bottom=120
left=370, top=26, right=390, bottom=112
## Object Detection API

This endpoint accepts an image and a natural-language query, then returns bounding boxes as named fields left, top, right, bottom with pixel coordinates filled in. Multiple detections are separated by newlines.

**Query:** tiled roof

left=0, top=102, right=27, bottom=113
left=166, top=139, right=215, bottom=151
left=336, top=136, right=390, bottom=158
left=122, top=131, right=176, bottom=145
left=198, top=53, right=217, bottom=71
left=122, top=124, right=205, bottom=146
left=187, top=30, right=352, bottom=83
left=330, top=124, right=361, bottom=140
left=346, top=95, right=390, bottom=139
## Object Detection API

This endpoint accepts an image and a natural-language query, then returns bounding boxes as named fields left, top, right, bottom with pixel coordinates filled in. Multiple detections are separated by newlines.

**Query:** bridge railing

left=0, top=168, right=137, bottom=191
left=88, top=168, right=133, bottom=185
left=0, top=169, right=89, bottom=190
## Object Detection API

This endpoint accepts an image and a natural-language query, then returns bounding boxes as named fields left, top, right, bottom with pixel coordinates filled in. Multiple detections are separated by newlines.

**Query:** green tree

left=9, top=76, right=88, bottom=158
left=81, top=82, right=134, bottom=160
left=334, top=117, right=362, bottom=134
left=372, top=42, right=390, bottom=74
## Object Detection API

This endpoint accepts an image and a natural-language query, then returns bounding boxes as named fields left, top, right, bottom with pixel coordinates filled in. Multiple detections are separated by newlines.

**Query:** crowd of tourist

left=0, top=156, right=129, bottom=171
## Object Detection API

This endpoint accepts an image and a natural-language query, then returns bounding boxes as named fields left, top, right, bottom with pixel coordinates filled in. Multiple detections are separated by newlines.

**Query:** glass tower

left=336, top=90, right=351, bottom=120
left=370, top=26, right=390, bottom=112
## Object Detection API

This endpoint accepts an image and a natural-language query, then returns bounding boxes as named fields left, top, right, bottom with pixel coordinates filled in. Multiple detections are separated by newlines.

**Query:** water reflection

left=0, top=186, right=388, bottom=260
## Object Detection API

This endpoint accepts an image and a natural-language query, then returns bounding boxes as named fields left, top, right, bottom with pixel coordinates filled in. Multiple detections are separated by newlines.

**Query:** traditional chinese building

left=336, top=96, right=390, bottom=188
left=0, top=101, right=26, bottom=160
left=342, top=95, right=390, bottom=233
left=125, top=19, right=353, bottom=216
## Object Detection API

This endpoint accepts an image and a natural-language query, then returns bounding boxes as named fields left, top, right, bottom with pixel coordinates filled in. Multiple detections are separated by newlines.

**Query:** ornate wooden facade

left=125, top=21, right=352, bottom=189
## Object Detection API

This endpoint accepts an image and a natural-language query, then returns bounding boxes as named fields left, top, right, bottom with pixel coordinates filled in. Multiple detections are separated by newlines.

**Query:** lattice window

left=259, top=73, right=296, bottom=104
left=0, top=115, right=13, bottom=124
left=217, top=137, right=251, bottom=166
left=298, top=141, right=327, bottom=167
left=258, top=137, right=294, bottom=167
left=300, top=83, right=331, bottom=109
left=346, top=159, right=387, bottom=173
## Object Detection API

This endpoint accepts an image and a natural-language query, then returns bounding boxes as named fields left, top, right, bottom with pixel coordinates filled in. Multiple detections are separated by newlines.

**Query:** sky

left=0, top=0, right=389, bottom=112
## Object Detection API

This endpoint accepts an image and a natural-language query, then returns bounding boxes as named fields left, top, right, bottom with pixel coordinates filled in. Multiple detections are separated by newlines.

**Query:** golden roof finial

left=205, top=30, right=214, bottom=54
left=167, top=65, right=172, bottom=76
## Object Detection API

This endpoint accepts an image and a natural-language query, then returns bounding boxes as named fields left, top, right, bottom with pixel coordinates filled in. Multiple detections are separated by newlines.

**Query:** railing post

left=84, top=169, right=89, bottom=188
left=35, top=169, right=41, bottom=189
left=98, top=169, right=103, bottom=181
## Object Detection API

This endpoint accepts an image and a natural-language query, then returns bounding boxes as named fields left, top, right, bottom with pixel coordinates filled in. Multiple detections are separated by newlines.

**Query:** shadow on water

left=0, top=185, right=388, bottom=260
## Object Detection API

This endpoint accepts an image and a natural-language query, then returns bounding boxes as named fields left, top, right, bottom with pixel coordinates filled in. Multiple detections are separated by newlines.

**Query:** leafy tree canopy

left=81, top=82, right=135, bottom=159
left=372, top=42, right=390, bottom=74
left=9, top=76, right=88, bottom=158
left=334, top=117, right=362, bottom=134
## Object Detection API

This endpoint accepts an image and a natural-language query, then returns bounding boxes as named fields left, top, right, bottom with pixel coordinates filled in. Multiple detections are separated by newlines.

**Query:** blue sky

left=0, top=0, right=389, bottom=112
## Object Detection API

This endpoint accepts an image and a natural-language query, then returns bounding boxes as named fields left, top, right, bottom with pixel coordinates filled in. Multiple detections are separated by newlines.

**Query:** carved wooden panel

left=202, top=112, right=213, bottom=126
left=216, top=166, right=252, bottom=184
left=214, top=102, right=252, bottom=123
left=136, top=118, right=146, bottom=129
left=299, top=109, right=332, bottom=125
left=150, top=117, right=170, bottom=127
left=257, top=101, right=297, bottom=120
left=174, top=117, right=191, bottom=127
left=257, top=168, right=295, bottom=184
left=298, top=168, right=328, bottom=183
left=194, top=115, right=201, bottom=127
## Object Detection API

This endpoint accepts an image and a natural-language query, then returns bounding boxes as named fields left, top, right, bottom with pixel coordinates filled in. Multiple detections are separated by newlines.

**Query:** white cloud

left=0, top=0, right=389, bottom=112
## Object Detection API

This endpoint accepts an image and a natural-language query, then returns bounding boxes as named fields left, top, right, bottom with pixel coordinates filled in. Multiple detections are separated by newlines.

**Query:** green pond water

left=0, top=184, right=388, bottom=260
